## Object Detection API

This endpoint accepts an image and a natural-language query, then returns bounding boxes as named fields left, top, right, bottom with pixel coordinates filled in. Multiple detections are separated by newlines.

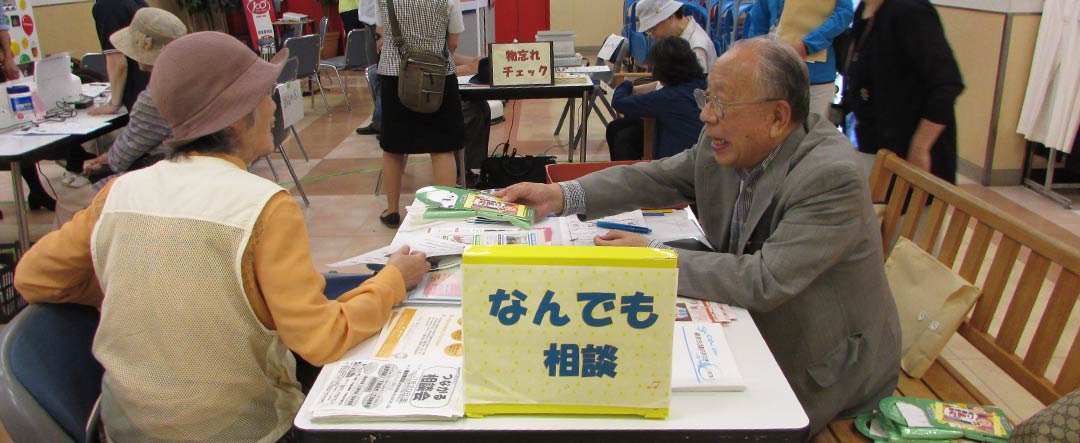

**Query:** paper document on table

left=675, top=297, right=736, bottom=323
left=406, top=262, right=463, bottom=305
left=327, top=237, right=465, bottom=267
left=81, top=83, right=110, bottom=98
left=671, top=322, right=744, bottom=391
left=457, top=75, right=474, bottom=85
left=561, top=210, right=647, bottom=246
left=426, top=226, right=553, bottom=246
left=17, top=117, right=108, bottom=135
left=563, top=65, right=611, bottom=73
left=372, top=307, right=463, bottom=362
left=311, top=359, right=463, bottom=421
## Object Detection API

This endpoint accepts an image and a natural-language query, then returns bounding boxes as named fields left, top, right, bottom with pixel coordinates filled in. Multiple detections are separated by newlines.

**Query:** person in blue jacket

left=606, top=37, right=707, bottom=161
left=748, top=0, right=853, bottom=120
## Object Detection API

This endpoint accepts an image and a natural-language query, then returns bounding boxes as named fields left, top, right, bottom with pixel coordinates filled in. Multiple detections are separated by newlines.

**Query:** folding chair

left=554, top=35, right=630, bottom=145
left=313, top=16, right=352, bottom=111
left=269, top=86, right=311, bottom=207
left=0, top=303, right=104, bottom=443
left=284, top=34, right=333, bottom=116
left=320, top=28, right=379, bottom=110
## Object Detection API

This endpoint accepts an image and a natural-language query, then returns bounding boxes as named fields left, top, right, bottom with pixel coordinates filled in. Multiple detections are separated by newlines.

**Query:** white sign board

left=277, top=80, right=304, bottom=128
left=488, top=42, right=554, bottom=87
left=597, top=34, right=625, bottom=62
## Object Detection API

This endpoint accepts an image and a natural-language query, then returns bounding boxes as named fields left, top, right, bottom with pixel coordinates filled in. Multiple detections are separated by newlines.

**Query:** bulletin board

left=3, top=0, right=41, bottom=65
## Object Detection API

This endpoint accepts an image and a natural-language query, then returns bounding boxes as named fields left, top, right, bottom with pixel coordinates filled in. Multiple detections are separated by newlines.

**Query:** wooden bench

left=814, top=150, right=1080, bottom=442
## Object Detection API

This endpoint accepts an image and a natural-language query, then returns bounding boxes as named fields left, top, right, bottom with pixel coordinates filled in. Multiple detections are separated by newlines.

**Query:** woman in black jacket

left=843, top=0, right=964, bottom=183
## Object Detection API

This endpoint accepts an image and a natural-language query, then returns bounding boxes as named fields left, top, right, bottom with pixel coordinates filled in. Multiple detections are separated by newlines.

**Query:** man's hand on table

left=387, top=246, right=429, bottom=290
left=594, top=230, right=650, bottom=247
left=494, top=182, right=564, bottom=221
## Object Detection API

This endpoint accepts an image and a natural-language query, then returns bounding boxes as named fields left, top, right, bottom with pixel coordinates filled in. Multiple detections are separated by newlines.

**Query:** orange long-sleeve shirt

left=14, top=153, right=404, bottom=366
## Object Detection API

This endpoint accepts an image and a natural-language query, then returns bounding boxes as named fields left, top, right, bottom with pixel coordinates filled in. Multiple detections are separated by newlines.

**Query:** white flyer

left=312, top=359, right=463, bottom=421
left=560, top=210, right=648, bottom=246
left=371, top=307, right=463, bottom=362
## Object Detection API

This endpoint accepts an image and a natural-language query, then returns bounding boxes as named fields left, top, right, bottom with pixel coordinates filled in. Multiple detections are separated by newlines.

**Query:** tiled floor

left=1, top=70, right=1079, bottom=436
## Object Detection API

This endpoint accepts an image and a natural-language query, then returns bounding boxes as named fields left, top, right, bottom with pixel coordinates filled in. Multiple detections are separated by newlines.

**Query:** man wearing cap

left=83, top=8, right=186, bottom=189
left=15, top=31, right=431, bottom=442
left=636, top=0, right=716, bottom=73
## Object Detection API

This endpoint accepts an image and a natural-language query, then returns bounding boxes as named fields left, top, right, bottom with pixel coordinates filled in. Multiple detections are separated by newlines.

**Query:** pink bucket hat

left=150, top=31, right=288, bottom=145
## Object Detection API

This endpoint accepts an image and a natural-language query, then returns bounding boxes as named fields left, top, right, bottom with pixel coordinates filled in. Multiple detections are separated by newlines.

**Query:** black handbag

left=478, top=144, right=557, bottom=189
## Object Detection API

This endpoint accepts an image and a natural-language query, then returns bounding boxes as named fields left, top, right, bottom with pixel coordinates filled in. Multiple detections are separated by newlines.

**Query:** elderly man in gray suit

left=497, top=36, right=901, bottom=437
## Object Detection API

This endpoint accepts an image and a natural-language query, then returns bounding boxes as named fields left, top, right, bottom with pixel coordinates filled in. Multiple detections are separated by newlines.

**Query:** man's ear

left=769, top=100, right=793, bottom=139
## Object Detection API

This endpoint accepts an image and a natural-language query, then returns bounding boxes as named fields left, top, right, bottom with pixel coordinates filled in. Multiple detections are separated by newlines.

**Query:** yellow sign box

left=462, top=245, right=677, bottom=418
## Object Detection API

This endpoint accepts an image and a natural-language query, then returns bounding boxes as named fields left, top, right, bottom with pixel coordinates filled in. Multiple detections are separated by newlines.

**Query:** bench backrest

left=870, top=150, right=1080, bottom=406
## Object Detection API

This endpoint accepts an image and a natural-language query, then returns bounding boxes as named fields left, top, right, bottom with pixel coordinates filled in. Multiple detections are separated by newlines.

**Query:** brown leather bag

left=385, top=0, right=447, bottom=114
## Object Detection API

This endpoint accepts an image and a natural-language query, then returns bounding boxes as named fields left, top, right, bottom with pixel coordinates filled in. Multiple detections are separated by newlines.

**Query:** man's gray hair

left=731, top=35, right=810, bottom=124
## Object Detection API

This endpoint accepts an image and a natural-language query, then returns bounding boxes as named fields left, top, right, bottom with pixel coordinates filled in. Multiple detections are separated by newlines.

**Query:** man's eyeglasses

left=693, top=89, right=782, bottom=119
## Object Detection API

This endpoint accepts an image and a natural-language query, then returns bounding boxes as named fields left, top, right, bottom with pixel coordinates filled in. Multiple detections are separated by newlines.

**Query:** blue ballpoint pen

left=596, top=221, right=652, bottom=234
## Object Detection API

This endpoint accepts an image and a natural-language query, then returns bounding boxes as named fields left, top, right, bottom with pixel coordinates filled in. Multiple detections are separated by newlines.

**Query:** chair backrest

left=317, top=16, right=329, bottom=50
left=594, top=34, right=629, bottom=86
left=81, top=53, right=107, bottom=79
left=680, top=1, right=710, bottom=31
left=344, top=28, right=378, bottom=68
left=545, top=161, right=645, bottom=183
left=0, top=304, right=103, bottom=443
left=277, top=56, right=300, bottom=84
left=271, top=88, right=289, bottom=147
left=283, top=34, right=320, bottom=78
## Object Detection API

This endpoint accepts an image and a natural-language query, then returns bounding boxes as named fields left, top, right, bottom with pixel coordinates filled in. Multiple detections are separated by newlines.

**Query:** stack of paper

left=311, top=359, right=463, bottom=421
left=675, top=297, right=737, bottom=323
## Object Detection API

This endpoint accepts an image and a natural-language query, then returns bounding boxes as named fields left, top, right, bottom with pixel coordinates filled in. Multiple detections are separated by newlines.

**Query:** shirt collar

left=735, top=145, right=782, bottom=182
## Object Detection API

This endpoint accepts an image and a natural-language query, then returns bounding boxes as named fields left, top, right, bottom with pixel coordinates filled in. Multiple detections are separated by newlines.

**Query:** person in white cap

left=636, top=0, right=716, bottom=73
left=15, top=31, right=431, bottom=442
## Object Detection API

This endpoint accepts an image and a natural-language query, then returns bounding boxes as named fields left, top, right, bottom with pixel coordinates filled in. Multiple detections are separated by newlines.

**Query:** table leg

left=567, top=97, right=576, bottom=163
left=10, top=160, right=31, bottom=252
left=580, top=90, right=590, bottom=163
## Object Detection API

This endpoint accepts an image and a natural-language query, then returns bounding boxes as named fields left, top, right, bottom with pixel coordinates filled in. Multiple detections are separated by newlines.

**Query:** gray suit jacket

left=577, top=114, right=901, bottom=435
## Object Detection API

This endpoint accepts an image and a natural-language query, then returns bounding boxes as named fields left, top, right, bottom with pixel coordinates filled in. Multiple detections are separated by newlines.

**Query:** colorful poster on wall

left=242, top=0, right=276, bottom=52
left=2, top=0, right=41, bottom=65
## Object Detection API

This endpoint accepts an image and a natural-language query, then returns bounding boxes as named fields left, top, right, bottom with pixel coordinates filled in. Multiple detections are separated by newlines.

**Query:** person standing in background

left=355, top=0, right=382, bottom=135
left=88, top=0, right=149, bottom=116
left=842, top=0, right=963, bottom=183
left=748, top=0, right=853, bottom=119
left=339, top=0, right=362, bottom=35
left=373, top=0, right=465, bottom=228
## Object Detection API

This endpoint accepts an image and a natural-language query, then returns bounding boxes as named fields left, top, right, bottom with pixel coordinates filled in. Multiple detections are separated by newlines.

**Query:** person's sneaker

left=63, top=173, right=91, bottom=188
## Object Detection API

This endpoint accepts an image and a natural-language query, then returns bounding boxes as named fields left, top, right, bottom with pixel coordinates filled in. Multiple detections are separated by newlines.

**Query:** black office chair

left=81, top=53, right=107, bottom=79
left=0, top=303, right=104, bottom=443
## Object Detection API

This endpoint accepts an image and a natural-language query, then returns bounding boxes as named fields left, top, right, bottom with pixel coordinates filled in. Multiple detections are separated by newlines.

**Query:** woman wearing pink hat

left=15, top=31, right=431, bottom=442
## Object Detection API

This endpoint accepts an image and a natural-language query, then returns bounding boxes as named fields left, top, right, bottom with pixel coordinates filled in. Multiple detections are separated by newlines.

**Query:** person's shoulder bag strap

left=384, top=0, right=409, bottom=56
